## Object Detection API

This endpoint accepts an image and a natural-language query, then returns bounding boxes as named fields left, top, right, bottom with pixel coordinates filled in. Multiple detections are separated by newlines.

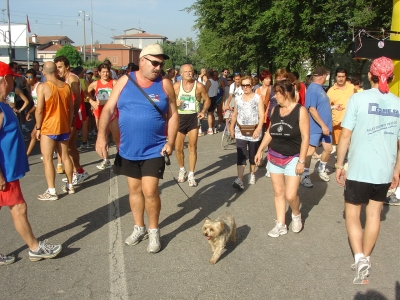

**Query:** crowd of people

left=0, top=44, right=399, bottom=285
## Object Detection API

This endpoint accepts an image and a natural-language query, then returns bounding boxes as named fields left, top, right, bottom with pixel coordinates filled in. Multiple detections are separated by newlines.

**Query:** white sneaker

left=62, top=171, right=89, bottom=185
left=188, top=174, right=197, bottom=187
left=301, top=175, right=313, bottom=188
left=177, top=169, right=187, bottom=183
left=265, top=170, right=270, bottom=178
left=97, top=160, right=112, bottom=170
left=147, top=228, right=161, bottom=253
left=291, top=213, right=302, bottom=233
left=317, top=169, right=330, bottom=182
left=248, top=174, right=256, bottom=185
left=268, top=220, right=287, bottom=238
left=232, top=178, right=244, bottom=191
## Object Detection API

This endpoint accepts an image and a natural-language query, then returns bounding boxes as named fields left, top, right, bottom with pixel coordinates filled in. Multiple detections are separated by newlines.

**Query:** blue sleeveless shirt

left=0, top=102, right=29, bottom=182
left=117, top=72, right=168, bottom=160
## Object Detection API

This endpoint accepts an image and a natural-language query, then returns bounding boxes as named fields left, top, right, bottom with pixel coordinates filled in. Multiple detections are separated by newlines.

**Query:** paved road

left=1, top=127, right=399, bottom=300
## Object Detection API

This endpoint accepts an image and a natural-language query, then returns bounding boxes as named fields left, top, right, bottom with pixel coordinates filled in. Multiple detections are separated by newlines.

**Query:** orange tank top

left=41, top=81, right=71, bottom=135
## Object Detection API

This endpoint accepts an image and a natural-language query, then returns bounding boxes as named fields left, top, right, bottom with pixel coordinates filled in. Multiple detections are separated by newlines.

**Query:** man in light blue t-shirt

left=301, top=66, right=333, bottom=188
left=335, top=56, right=400, bottom=284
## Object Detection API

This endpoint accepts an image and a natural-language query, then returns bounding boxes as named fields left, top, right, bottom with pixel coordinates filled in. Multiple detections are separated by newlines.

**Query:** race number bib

left=179, top=94, right=196, bottom=111
left=97, top=88, right=112, bottom=101
left=6, top=92, right=15, bottom=104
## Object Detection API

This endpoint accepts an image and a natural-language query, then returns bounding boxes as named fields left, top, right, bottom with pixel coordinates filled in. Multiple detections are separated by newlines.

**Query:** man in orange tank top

left=54, top=56, right=89, bottom=186
left=35, top=62, right=75, bottom=200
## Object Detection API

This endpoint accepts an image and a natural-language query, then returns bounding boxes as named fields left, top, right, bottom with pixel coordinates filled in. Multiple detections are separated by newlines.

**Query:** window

left=40, top=55, right=44, bottom=58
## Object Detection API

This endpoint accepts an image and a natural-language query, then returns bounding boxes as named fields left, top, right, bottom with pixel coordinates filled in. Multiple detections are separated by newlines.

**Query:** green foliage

left=162, top=38, right=204, bottom=71
left=55, top=45, right=83, bottom=67
left=188, top=0, right=393, bottom=75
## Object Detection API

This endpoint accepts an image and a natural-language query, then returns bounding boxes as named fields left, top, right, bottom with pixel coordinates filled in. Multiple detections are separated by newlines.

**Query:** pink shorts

left=0, top=180, right=25, bottom=207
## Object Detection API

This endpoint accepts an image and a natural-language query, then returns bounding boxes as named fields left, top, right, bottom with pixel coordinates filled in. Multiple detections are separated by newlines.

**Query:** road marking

left=108, top=153, right=129, bottom=300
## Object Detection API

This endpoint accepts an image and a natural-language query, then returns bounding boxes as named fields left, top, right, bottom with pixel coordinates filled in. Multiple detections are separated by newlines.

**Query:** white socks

left=318, top=161, right=327, bottom=172
left=48, top=188, right=56, bottom=195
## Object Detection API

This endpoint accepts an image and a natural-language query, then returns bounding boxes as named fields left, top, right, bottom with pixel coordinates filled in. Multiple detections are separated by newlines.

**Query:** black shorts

left=344, top=179, right=391, bottom=204
left=85, top=102, right=92, bottom=118
left=15, top=100, right=24, bottom=110
left=113, top=153, right=165, bottom=179
left=207, top=96, right=217, bottom=113
left=178, top=113, right=198, bottom=134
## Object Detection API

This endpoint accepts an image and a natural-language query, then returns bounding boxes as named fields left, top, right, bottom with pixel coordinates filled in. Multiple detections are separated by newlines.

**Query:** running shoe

left=248, top=173, right=256, bottom=185
left=232, top=178, right=244, bottom=191
left=385, top=193, right=400, bottom=206
left=353, top=257, right=371, bottom=284
left=317, top=169, right=330, bottom=182
left=268, top=220, right=288, bottom=238
left=147, top=228, right=161, bottom=253
left=207, top=128, right=213, bottom=135
left=79, top=142, right=90, bottom=151
left=301, top=175, right=313, bottom=188
left=265, top=170, right=271, bottom=178
left=188, top=174, right=197, bottom=187
left=62, top=171, right=89, bottom=185
left=97, top=160, right=112, bottom=170
left=291, top=213, right=302, bottom=233
left=177, top=169, right=187, bottom=183
left=56, top=165, right=64, bottom=174
left=0, top=254, right=15, bottom=265
left=61, top=184, right=75, bottom=194
left=37, top=190, right=58, bottom=201
left=28, top=240, right=62, bottom=262
left=125, top=225, right=148, bottom=246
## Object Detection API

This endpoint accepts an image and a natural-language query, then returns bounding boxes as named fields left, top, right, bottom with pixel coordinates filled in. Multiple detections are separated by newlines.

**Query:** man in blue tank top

left=0, top=62, right=62, bottom=265
left=96, top=44, right=179, bottom=254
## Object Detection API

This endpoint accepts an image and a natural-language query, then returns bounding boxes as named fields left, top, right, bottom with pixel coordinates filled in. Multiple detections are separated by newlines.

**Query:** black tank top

left=269, top=103, right=302, bottom=156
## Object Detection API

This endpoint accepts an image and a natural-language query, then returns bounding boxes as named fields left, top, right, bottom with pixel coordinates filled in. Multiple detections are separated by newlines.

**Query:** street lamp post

left=78, top=10, right=89, bottom=63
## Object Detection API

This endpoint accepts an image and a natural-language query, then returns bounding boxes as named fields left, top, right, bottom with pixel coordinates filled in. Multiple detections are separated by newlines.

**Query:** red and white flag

left=26, top=15, right=31, bottom=33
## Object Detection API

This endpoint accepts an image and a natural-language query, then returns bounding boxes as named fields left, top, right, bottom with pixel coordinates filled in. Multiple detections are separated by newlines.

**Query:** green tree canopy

left=55, top=44, right=83, bottom=66
left=188, top=0, right=393, bottom=74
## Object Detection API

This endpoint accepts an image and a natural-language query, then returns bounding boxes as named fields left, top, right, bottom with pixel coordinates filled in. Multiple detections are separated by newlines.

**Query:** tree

left=55, top=44, right=83, bottom=66
left=188, top=0, right=393, bottom=75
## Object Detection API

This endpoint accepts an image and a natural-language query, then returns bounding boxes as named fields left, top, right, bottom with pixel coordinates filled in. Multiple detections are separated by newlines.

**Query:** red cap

left=370, top=56, right=394, bottom=94
left=0, top=62, right=21, bottom=77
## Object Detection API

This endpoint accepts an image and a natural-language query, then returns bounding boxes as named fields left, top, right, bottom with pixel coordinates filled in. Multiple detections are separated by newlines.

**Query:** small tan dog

left=202, top=213, right=236, bottom=264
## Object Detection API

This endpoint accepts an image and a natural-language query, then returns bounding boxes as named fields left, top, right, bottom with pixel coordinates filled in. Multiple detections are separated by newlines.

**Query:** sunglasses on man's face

left=144, top=57, right=164, bottom=68
left=26, top=76, right=34, bottom=79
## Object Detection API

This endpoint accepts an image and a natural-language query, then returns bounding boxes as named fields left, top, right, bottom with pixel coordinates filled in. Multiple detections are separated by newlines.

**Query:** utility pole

left=7, top=0, right=12, bottom=62
left=78, top=10, right=89, bottom=63
left=90, top=0, right=93, bottom=62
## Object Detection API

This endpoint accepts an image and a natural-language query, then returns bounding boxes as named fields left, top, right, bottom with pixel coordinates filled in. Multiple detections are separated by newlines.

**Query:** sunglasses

left=241, top=84, right=252, bottom=88
left=26, top=76, right=34, bottom=79
left=144, top=57, right=164, bottom=68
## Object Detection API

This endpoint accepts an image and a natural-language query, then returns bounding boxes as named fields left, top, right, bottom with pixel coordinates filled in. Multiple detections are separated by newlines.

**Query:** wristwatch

left=36, top=127, right=41, bottom=130
left=298, top=160, right=305, bottom=164
left=335, top=163, right=344, bottom=169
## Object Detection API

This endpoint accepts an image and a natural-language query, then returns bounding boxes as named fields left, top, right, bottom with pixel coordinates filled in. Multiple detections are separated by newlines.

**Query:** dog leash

left=165, top=162, right=211, bottom=218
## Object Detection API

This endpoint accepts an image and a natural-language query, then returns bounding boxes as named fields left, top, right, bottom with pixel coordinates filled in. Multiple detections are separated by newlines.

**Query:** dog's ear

left=204, top=217, right=210, bottom=222
left=219, top=221, right=225, bottom=231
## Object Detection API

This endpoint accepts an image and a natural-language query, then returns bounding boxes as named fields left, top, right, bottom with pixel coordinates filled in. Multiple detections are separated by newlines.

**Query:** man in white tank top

left=174, top=64, right=210, bottom=186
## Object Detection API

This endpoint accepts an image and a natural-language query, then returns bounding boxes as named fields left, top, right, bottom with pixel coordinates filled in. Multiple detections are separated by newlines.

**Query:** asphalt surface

left=1, top=122, right=399, bottom=300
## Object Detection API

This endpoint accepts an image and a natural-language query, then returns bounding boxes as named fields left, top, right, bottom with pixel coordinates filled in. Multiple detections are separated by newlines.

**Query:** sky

left=4, top=0, right=198, bottom=45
